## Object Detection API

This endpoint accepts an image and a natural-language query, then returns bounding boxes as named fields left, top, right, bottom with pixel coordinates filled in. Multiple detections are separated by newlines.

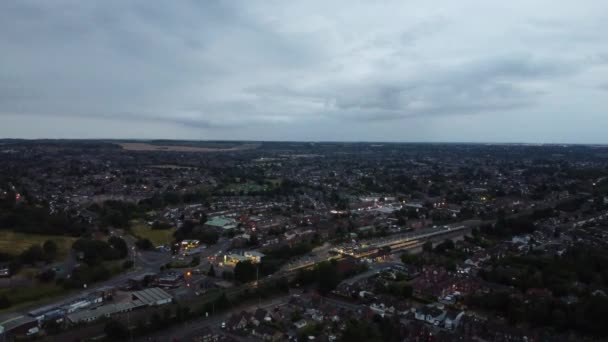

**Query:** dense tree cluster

left=467, top=291, right=608, bottom=337
left=0, top=195, right=84, bottom=236
left=72, top=236, right=128, bottom=266
left=481, top=246, right=608, bottom=295
left=340, top=316, right=404, bottom=342
left=294, top=260, right=366, bottom=295
left=173, top=220, right=219, bottom=245
left=233, top=260, right=258, bottom=283
left=253, top=241, right=323, bottom=277
left=471, top=245, right=608, bottom=337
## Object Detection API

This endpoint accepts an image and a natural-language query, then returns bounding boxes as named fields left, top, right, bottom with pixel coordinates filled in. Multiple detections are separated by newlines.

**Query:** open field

left=130, top=220, right=176, bottom=247
left=0, top=231, right=77, bottom=257
left=117, top=142, right=260, bottom=152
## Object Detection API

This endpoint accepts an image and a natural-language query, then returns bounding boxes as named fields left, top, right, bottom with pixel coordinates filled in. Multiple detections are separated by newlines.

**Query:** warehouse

left=131, top=287, right=173, bottom=306
left=66, top=301, right=144, bottom=324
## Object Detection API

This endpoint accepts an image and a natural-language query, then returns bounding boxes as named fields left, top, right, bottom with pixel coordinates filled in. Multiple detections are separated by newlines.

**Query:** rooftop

left=131, top=287, right=173, bottom=305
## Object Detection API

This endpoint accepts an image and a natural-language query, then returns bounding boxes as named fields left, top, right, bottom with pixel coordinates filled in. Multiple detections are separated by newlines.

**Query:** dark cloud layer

left=1, top=0, right=607, bottom=142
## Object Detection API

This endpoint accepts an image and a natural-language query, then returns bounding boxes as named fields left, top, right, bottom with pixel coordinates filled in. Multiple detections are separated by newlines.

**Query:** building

left=156, top=271, right=184, bottom=288
left=252, top=325, right=284, bottom=341
left=224, top=254, right=248, bottom=266
left=444, top=310, right=465, bottom=330
left=131, top=287, right=173, bottom=306
left=205, top=217, right=238, bottom=230
left=181, top=239, right=200, bottom=250
left=66, top=288, right=172, bottom=324
left=0, top=314, right=38, bottom=339
left=244, top=251, right=265, bottom=263
left=66, top=301, right=143, bottom=324
left=415, top=305, right=446, bottom=326
left=293, top=320, right=308, bottom=329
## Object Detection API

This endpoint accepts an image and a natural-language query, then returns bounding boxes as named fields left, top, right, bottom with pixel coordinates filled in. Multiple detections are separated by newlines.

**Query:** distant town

left=0, top=140, right=607, bottom=342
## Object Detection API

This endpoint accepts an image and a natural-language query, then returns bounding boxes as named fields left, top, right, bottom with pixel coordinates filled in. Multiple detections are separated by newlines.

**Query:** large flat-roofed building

left=0, top=314, right=38, bottom=339
left=66, top=288, right=172, bottom=324
left=156, top=271, right=183, bottom=288
left=66, top=301, right=144, bottom=324
left=205, top=216, right=237, bottom=230
left=131, top=287, right=173, bottom=306
left=224, top=251, right=265, bottom=266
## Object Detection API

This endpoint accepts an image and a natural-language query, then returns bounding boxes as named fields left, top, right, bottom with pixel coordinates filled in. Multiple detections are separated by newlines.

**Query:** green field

left=131, top=220, right=175, bottom=247
left=0, top=231, right=77, bottom=257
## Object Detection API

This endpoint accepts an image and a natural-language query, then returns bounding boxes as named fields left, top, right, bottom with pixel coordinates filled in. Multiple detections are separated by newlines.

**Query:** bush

left=135, top=238, right=154, bottom=251
left=122, top=260, right=134, bottom=270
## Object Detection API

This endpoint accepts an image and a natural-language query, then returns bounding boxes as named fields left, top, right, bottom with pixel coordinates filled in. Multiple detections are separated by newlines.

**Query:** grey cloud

left=1, top=1, right=608, bottom=142
left=246, top=55, right=566, bottom=122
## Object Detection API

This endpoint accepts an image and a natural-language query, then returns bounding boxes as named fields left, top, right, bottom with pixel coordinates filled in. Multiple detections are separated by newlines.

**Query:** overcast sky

left=1, top=1, right=607, bottom=143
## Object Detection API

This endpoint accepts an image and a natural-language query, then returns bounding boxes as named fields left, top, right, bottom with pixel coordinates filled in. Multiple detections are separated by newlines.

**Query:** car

left=221, top=322, right=226, bottom=329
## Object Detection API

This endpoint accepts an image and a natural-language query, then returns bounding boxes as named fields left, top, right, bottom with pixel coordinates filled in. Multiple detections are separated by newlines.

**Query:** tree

left=104, top=320, right=129, bottom=341
left=249, top=233, right=258, bottom=246
left=317, top=261, right=339, bottom=295
left=434, top=239, right=455, bottom=254
left=72, top=239, right=120, bottom=265
left=20, top=245, right=45, bottom=264
left=43, top=240, right=58, bottom=261
left=401, top=284, right=413, bottom=298
left=190, top=255, right=200, bottom=267
left=234, top=261, right=257, bottom=283
left=400, top=251, right=422, bottom=266
left=199, top=212, right=208, bottom=226
left=198, top=231, right=219, bottom=245
left=422, top=241, right=433, bottom=253
left=208, top=265, right=216, bottom=277
left=135, top=238, right=154, bottom=251
left=108, top=236, right=128, bottom=258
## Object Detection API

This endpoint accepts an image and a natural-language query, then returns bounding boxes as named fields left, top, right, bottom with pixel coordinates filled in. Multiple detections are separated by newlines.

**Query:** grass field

left=0, top=231, right=77, bottom=257
left=130, top=220, right=175, bottom=247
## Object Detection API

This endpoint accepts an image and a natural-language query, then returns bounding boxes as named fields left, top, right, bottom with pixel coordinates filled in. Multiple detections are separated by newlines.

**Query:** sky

left=1, top=1, right=607, bottom=143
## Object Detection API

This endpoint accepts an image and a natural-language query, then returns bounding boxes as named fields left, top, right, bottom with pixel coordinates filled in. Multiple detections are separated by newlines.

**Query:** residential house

left=226, top=311, right=251, bottom=331
left=444, top=310, right=465, bottom=330
left=293, top=319, right=308, bottom=329
left=252, top=325, right=283, bottom=341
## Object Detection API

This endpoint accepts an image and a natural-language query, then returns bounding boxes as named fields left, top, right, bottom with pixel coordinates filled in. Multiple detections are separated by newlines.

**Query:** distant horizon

left=1, top=137, right=607, bottom=147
